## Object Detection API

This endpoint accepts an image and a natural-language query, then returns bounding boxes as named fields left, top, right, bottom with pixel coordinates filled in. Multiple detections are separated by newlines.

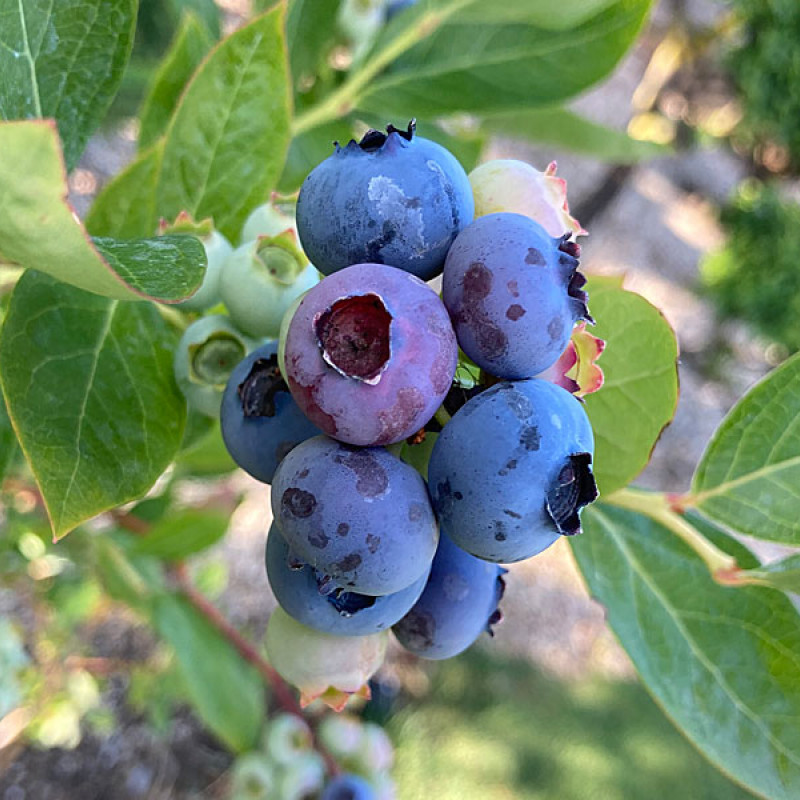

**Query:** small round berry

left=296, top=121, right=474, bottom=281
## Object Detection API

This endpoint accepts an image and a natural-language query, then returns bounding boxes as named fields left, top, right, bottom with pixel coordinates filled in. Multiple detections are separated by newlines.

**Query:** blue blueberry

left=220, top=343, right=322, bottom=484
left=320, top=774, right=376, bottom=800
left=271, top=435, right=438, bottom=596
left=442, top=212, right=591, bottom=378
left=296, top=121, right=474, bottom=281
left=393, top=532, right=506, bottom=660
left=266, top=524, right=429, bottom=636
left=427, top=379, right=597, bottom=563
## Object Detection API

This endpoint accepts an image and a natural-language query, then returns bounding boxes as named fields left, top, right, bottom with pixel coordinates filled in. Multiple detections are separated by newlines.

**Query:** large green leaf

left=583, top=279, right=679, bottom=494
left=85, top=141, right=163, bottom=238
left=131, top=509, right=229, bottom=560
left=353, top=0, right=651, bottom=118
left=572, top=503, right=800, bottom=800
left=138, top=13, right=212, bottom=150
left=481, top=106, right=668, bottom=163
left=0, top=0, right=136, bottom=170
left=0, top=271, right=187, bottom=538
left=285, top=0, right=341, bottom=89
left=156, top=5, right=292, bottom=242
left=152, top=594, right=264, bottom=752
left=690, top=351, right=800, bottom=545
left=0, top=122, right=205, bottom=301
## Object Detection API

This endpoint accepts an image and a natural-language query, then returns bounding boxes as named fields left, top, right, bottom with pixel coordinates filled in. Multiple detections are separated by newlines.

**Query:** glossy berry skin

left=296, top=123, right=474, bottom=281
left=428, top=379, right=597, bottom=563
left=442, top=212, right=591, bottom=379
left=321, top=774, right=376, bottom=800
left=283, top=263, right=457, bottom=446
left=220, top=343, right=322, bottom=484
left=266, top=524, right=429, bottom=636
left=271, top=435, right=438, bottom=596
left=393, top=533, right=506, bottom=660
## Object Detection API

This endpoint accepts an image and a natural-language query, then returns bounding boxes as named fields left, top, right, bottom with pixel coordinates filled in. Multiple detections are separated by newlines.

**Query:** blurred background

left=2, top=0, right=798, bottom=796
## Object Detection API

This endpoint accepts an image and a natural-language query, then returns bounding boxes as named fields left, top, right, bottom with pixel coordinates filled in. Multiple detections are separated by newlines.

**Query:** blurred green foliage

left=390, top=648, right=755, bottom=800
left=701, top=180, right=800, bottom=352
left=727, top=0, right=800, bottom=164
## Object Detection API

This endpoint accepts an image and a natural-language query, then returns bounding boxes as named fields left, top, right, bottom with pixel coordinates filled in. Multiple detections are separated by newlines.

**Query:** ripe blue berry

left=321, top=774, right=376, bottom=800
left=427, top=379, right=597, bottom=563
left=266, top=524, right=429, bottom=636
left=296, top=121, right=474, bottom=281
left=442, top=212, right=591, bottom=379
left=393, top=533, right=506, bottom=660
left=271, top=435, right=438, bottom=596
left=220, top=343, right=321, bottom=484
left=282, top=262, right=457, bottom=446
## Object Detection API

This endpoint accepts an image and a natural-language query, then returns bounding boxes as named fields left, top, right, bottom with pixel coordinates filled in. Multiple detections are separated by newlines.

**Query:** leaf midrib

left=692, top=455, right=800, bottom=505
left=17, top=0, right=42, bottom=116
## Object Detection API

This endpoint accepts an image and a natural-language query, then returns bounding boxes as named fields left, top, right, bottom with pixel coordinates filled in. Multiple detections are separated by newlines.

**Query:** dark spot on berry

left=333, top=553, right=363, bottom=572
left=525, top=247, right=546, bottom=266
left=493, top=520, right=507, bottom=541
left=501, top=385, right=533, bottom=421
left=376, top=386, right=426, bottom=444
left=298, top=469, right=309, bottom=479
left=337, top=448, right=389, bottom=497
left=520, top=425, right=541, bottom=451
left=308, top=528, right=329, bottom=549
left=336, top=522, right=350, bottom=537
left=394, top=608, right=435, bottom=650
left=498, top=458, right=518, bottom=477
left=366, top=533, right=381, bottom=554
left=548, top=315, right=565, bottom=342
left=408, top=502, right=426, bottom=522
left=503, top=509, right=522, bottom=519
left=455, top=262, right=508, bottom=362
left=281, top=488, right=317, bottom=518
left=453, top=491, right=463, bottom=500
left=507, top=279, right=519, bottom=298
left=506, top=304, right=526, bottom=321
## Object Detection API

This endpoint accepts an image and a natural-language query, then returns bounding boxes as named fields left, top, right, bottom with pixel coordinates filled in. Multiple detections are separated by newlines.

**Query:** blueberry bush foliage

left=1, top=1, right=799, bottom=798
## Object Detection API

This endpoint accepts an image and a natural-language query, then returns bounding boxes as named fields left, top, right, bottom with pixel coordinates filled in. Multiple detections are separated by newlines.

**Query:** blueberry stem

left=290, top=1, right=472, bottom=136
left=607, top=488, right=739, bottom=579
left=434, top=405, right=452, bottom=427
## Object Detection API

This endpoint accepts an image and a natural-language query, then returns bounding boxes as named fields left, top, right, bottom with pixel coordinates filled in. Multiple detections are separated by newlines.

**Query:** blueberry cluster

left=200, top=123, right=600, bottom=708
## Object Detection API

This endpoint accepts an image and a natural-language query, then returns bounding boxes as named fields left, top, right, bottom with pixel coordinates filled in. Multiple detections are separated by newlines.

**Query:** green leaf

left=138, top=13, right=212, bottom=150
left=0, top=122, right=205, bottom=301
left=286, top=0, right=341, bottom=89
left=480, top=106, right=669, bottom=163
left=572, top=503, right=800, bottom=800
left=174, top=422, right=237, bottom=476
left=353, top=0, right=651, bottom=118
left=93, top=235, right=207, bottom=300
left=86, top=141, right=163, bottom=238
left=278, top=118, right=352, bottom=194
left=690, top=351, right=800, bottom=545
left=92, top=536, right=160, bottom=609
left=131, top=509, right=229, bottom=560
left=401, top=432, right=438, bottom=481
left=0, top=0, right=137, bottom=170
left=151, top=594, right=264, bottom=752
left=0, top=271, right=187, bottom=538
left=583, top=280, right=678, bottom=494
left=732, top=554, right=800, bottom=594
left=156, top=5, right=292, bottom=242
left=0, top=390, right=17, bottom=482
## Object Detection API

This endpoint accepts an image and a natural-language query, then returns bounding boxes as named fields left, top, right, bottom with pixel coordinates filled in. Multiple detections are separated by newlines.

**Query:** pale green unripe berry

left=262, top=712, right=313, bottom=765
left=173, top=315, right=254, bottom=417
left=276, top=752, right=326, bottom=800
left=240, top=201, right=297, bottom=245
left=264, top=607, right=388, bottom=710
left=220, top=232, right=319, bottom=339
left=317, top=715, right=366, bottom=760
left=180, top=230, right=234, bottom=312
left=229, top=753, right=275, bottom=800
